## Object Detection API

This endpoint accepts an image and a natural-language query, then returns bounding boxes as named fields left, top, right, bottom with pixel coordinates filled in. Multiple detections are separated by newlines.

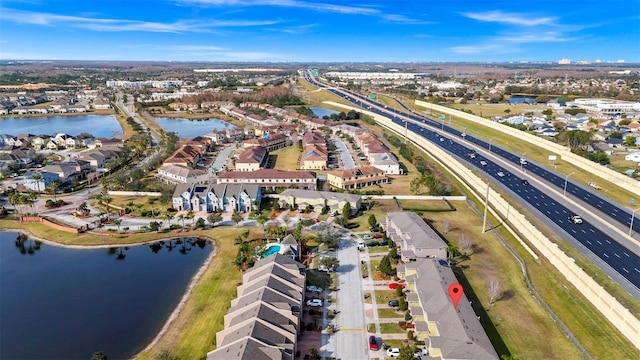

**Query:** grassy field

left=270, top=146, right=301, bottom=171
left=378, top=308, right=404, bottom=318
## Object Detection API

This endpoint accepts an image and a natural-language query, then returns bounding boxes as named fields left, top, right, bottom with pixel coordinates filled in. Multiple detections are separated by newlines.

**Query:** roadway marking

left=623, top=268, right=629, bottom=273
left=635, top=268, right=640, bottom=274
left=614, top=253, right=620, bottom=258
left=597, top=240, right=602, bottom=245
left=586, top=240, right=592, bottom=245
left=589, top=229, right=595, bottom=233
left=603, top=253, right=609, bottom=258
left=606, top=240, right=611, bottom=244
left=624, top=252, right=630, bottom=257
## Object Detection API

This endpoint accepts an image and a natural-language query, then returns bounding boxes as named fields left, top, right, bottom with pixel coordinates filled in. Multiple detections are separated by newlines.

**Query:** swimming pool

left=263, top=244, right=282, bottom=257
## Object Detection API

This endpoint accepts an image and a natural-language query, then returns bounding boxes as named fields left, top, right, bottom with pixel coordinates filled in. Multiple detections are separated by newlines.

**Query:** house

left=157, top=164, right=209, bottom=185
left=625, top=151, right=640, bottom=162
left=31, top=135, right=51, bottom=149
left=206, top=254, right=305, bottom=360
left=164, top=145, right=203, bottom=167
left=369, top=152, right=403, bottom=175
left=173, top=183, right=261, bottom=213
left=301, top=145, right=327, bottom=170
left=215, top=169, right=317, bottom=190
left=326, top=165, right=388, bottom=190
left=40, top=163, right=77, bottom=183
left=385, top=211, right=447, bottom=260
left=235, top=146, right=268, bottom=172
left=277, top=189, right=361, bottom=214
left=23, top=170, right=60, bottom=191
left=10, top=148, right=36, bottom=167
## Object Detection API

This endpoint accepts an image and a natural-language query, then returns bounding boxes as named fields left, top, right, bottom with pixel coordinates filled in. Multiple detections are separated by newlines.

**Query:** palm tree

left=113, top=218, right=122, bottom=233
left=186, top=210, right=195, bottom=225
left=30, top=172, right=44, bottom=192
left=98, top=194, right=112, bottom=221
left=164, top=213, right=174, bottom=227
left=446, top=243, right=460, bottom=263
left=177, top=214, right=186, bottom=228
left=46, top=181, right=60, bottom=201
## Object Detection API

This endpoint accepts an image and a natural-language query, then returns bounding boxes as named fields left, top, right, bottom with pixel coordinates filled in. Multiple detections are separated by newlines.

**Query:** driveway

left=331, top=137, right=355, bottom=169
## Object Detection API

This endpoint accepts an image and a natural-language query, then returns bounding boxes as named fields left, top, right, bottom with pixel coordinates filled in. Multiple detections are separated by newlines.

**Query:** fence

left=325, top=100, right=640, bottom=350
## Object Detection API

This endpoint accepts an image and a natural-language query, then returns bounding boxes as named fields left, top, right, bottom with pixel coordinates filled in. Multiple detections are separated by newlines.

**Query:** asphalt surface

left=303, top=71, right=640, bottom=297
left=331, top=137, right=356, bottom=169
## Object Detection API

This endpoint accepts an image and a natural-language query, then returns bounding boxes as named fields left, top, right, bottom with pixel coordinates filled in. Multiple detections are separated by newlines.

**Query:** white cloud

left=180, top=0, right=380, bottom=16
left=164, top=45, right=226, bottom=51
left=0, top=7, right=280, bottom=33
left=498, top=32, right=574, bottom=43
left=462, top=10, right=557, bottom=27
left=382, top=14, right=433, bottom=25
left=450, top=43, right=518, bottom=55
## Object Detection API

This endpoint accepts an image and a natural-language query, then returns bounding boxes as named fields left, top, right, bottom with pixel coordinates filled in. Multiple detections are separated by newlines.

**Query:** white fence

left=107, top=191, right=162, bottom=197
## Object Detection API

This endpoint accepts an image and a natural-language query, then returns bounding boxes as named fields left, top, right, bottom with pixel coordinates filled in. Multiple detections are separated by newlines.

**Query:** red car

left=388, top=282, right=406, bottom=290
left=373, top=233, right=382, bottom=239
left=314, top=218, right=320, bottom=223
left=369, top=335, right=379, bottom=351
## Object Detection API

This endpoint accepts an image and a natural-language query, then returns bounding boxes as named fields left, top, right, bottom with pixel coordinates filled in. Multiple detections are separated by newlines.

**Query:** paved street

left=322, top=235, right=368, bottom=359
left=332, top=137, right=355, bottom=169
left=211, top=144, right=236, bottom=172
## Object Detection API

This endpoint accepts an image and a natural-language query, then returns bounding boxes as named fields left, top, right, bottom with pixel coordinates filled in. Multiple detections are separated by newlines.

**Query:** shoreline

left=1, top=228, right=220, bottom=359
left=0, top=110, right=117, bottom=119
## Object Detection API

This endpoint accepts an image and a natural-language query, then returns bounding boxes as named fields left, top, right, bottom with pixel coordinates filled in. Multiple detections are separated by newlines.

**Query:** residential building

left=173, top=183, right=261, bottom=213
left=369, top=152, right=403, bottom=175
left=625, top=151, right=640, bottom=162
left=23, top=171, right=60, bottom=191
left=206, top=254, right=305, bottom=360
left=301, top=144, right=327, bottom=170
left=244, top=134, right=290, bottom=152
left=276, top=189, right=361, bottom=214
left=40, top=163, right=78, bottom=183
left=326, top=165, right=388, bottom=190
left=385, top=211, right=447, bottom=260
left=157, top=164, right=209, bottom=185
left=164, top=145, right=203, bottom=167
left=235, top=146, right=268, bottom=172
left=216, top=169, right=317, bottom=190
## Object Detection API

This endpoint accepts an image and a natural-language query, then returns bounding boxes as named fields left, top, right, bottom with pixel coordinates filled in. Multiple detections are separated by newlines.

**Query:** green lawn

left=379, top=322, right=406, bottom=334
left=270, top=146, right=301, bottom=171
left=378, top=308, right=404, bottom=318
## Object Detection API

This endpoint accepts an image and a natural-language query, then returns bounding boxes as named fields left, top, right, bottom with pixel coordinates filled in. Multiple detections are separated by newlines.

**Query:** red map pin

left=448, top=283, right=463, bottom=309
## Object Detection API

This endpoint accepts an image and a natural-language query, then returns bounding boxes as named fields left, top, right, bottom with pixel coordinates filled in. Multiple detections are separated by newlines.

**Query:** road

left=211, top=144, right=236, bottom=172
left=331, top=137, right=355, bottom=169
left=304, top=71, right=640, bottom=298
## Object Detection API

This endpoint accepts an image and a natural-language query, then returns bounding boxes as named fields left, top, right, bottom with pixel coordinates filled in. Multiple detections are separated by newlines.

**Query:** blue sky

left=0, top=0, right=638, bottom=63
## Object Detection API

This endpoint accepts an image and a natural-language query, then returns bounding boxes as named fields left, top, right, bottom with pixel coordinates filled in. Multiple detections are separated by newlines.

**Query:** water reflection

left=0, top=232, right=213, bottom=359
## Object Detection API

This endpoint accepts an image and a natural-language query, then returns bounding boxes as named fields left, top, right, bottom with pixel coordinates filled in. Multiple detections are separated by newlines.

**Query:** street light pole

left=563, top=173, right=574, bottom=196
left=488, top=138, right=494, bottom=152
left=630, top=208, right=638, bottom=237
left=482, top=183, right=490, bottom=233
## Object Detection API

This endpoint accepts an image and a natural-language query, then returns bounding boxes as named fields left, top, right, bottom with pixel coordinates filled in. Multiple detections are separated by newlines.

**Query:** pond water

left=0, top=115, right=123, bottom=138
left=154, top=117, right=236, bottom=138
left=0, top=232, right=213, bottom=360
left=310, top=107, right=339, bottom=119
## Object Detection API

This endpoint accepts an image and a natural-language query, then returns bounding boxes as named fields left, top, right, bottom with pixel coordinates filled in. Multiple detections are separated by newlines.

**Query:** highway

left=302, top=71, right=640, bottom=297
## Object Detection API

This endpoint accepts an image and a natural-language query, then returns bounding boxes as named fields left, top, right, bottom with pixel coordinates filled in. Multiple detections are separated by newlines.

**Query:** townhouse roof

left=406, top=259, right=498, bottom=359
left=386, top=211, right=446, bottom=250
left=237, top=146, right=268, bottom=164
left=224, top=301, right=297, bottom=331
left=279, top=189, right=361, bottom=204
left=216, top=317, right=295, bottom=351
left=217, top=169, right=316, bottom=180
left=369, top=152, right=399, bottom=166
left=206, top=336, right=289, bottom=360
left=158, top=163, right=208, bottom=178
left=328, top=165, right=386, bottom=179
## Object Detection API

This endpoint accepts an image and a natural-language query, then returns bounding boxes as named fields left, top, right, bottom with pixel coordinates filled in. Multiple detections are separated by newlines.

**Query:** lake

left=310, top=107, right=339, bottom=118
left=0, top=115, right=123, bottom=138
left=0, top=232, right=213, bottom=360
left=154, top=117, right=236, bottom=138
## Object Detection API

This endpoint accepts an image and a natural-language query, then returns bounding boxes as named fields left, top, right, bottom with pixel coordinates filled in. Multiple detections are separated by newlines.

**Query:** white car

left=497, top=171, right=505, bottom=177
left=306, top=299, right=323, bottom=307
left=386, top=347, right=400, bottom=358
left=480, top=161, right=487, bottom=166
left=569, top=215, right=583, bottom=224
left=414, top=347, right=428, bottom=358
left=306, top=285, right=323, bottom=293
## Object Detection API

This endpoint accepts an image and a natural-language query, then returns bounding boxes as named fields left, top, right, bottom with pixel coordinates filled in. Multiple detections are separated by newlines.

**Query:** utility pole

left=404, top=119, right=408, bottom=144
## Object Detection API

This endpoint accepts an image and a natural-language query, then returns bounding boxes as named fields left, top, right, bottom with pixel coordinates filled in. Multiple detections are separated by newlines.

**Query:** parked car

left=306, top=299, right=323, bottom=307
left=369, top=335, right=379, bottom=351
left=306, top=285, right=323, bottom=293
left=370, top=226, right=379, bottom=232
left=569, top=215, right=583, bottom=224
left=388, top=282, right=406, bottom=290
left=357, top=240, right=365, bottom=251
left=388, top=299, right=399, bottom=307
left=387, top=347, right=400, bottom=358
left=415, top=347, right=428, bottom=358
left=373, top=233, right=382, bottom=239
left=362, top=234, right=373, bottom=240
left=366, top=241, right=381, bottom=247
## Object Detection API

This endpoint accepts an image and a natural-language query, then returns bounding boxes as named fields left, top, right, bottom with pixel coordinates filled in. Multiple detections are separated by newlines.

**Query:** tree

left=459, top=234, right=473, bottom=257
left=397, top=345, right=414, bottom=360
left=342, top=202, right=351, bottom=220
left=77, top=202, right=90, bottom=216
left=488, top=279, right=501, bottom=305
left=30, top=172, right=44, bottom=191
left=155, top=350, right=179, bottom=360
left=148, top=198, right=157, bottom=217
left=378, top=255, right=393, bottom=276
left=398, top=297, right=408, bottom=311
left=164, top=213, right=174, bottom=226
left=319, top=256, right=340, bottom=272
left=231, top=211, right=243, bottom=224
left=316, top=226, right=340, bottom=249
left=194, top=217, right=206, bottom=229
left=559, top=130, right=592, bottom=150
left=112, top=218, right=122, bottom=233
left=447, top=243, right=460, bottom=263
left=149, top=221, right=161, bottom=232
left=186, top=210, right=195, bottom=225
left=441, top=219, right=451, bottom=234
left=208, top=212, right=222, bottom=226
left=368, top=214, right=377, bottom=228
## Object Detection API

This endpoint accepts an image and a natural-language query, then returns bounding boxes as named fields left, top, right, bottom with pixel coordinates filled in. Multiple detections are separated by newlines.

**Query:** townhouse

left=157, top=164, right=209, bottom=186
left=243, top=133, right=290, bottom=152
left=172, top=183, right=261, bottom=213
left=206, top=254, right=305, bottom=360
left=164, top=145, right=203, bottom=167
left=326, top=165, right=388, bottom=190
left=385, top=212, right=498, bottom=359
left=300, top=131, right=328, bottom=170
left=216, top=169, right=317, bottom=191
left=235, top=146, right=268, bottom=172
left=276, top=189, right=361, bottom=215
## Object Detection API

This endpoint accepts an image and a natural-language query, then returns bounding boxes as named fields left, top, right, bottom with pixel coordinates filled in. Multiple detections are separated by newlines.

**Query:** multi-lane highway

left=302, top=71, right=640, bottom=296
